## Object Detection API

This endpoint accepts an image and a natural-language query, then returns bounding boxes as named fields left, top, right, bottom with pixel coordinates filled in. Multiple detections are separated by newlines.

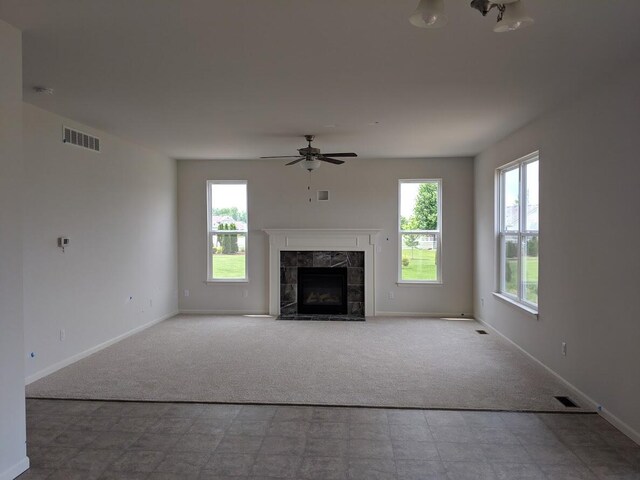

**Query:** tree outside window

left=399, top=180, right=441, bottom=283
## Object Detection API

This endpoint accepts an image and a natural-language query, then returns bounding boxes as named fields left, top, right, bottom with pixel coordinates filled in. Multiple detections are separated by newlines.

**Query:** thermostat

left=58, top=237, right=70, bottom=252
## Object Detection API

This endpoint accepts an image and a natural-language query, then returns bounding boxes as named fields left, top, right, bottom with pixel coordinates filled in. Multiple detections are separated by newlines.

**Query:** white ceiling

left=1, top=0, right=639, bottom=159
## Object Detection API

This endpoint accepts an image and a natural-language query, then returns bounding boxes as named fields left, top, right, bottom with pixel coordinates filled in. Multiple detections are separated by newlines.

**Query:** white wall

left=23, top=104, right=179, bottom=382
left=0, top=19, right=29, bottom=480
left=178, top=157, right=474, bottom=316
left=474, top=66, right=640, bottom=440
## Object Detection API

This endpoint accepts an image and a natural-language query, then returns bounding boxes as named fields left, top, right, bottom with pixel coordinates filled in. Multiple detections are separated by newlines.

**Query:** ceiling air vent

left=62, top=126, right=100, bottom=152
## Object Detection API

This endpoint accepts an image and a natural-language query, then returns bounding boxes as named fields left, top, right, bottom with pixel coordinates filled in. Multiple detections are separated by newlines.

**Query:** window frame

left=497, top=152, right=539, bottom=310
left=206, top=180, right=248, bottom=283
left=398, top=178, right=443, bottom=285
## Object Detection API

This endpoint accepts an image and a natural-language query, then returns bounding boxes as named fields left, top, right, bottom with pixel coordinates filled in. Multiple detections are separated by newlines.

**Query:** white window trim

left=206, top=180, right=248, bottom=283
left=397, top=178, right=443, bottom=285
left=493, top=292, right=539, bottom=318
left=496, top=152, right=539, bottom=312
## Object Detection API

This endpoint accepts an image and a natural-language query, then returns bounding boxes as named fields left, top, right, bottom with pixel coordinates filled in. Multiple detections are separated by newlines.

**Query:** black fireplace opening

left=297, top=267, right=348, bottom=315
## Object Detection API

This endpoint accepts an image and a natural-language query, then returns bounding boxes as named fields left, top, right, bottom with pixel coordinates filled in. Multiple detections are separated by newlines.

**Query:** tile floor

left=19, top=399, right=640, bottom=479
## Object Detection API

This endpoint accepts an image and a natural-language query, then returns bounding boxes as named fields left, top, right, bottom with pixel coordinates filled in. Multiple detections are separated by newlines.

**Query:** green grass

left=401, top=248, right=437, bottom=281
left=506, top=257, right=538, bottom=304
left=212, top=254, right=246, bottom=279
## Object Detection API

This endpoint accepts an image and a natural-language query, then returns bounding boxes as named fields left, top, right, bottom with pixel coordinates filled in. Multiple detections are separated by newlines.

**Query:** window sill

left=492, top=292, right=538, bottom=319
left=205, top=279, right=249, bottom=284
left=397, top=281, right=443, bottom=286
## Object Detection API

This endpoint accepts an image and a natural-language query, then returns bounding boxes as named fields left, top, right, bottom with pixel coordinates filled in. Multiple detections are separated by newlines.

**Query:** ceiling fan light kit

left=409, top=0, right=447, bottom=29
left=492, top=0, right=534, bottom=32
left=300, top=158, right=322, bottom=172
left=411, top=0, right=534, bottom=32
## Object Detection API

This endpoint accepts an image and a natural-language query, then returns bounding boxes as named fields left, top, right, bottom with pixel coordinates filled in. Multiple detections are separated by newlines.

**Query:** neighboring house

left=505, top=205, right=538, bottom=231
left=212, top=215, right=247, bottom=231
left=212, top=215, right=247, bottom=252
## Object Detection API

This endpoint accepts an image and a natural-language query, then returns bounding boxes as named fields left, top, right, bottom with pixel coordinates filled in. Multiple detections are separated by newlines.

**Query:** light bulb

left=409, top=0, right=447, bottom=29
left=494, top=0, right=534, bottom=33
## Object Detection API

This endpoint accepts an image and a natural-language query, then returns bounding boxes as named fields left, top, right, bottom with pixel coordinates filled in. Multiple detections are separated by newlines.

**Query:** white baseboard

left=26, top=311, right=178, bottom=385
left=598, top=406, right=640, bottom=446
left=476, top=316, right=640, bottom=445
left=374, top=311, right=474, bottom=318
left=0, top=456, right=29, bottom=480
left=178, top=309, right=270, bottom=316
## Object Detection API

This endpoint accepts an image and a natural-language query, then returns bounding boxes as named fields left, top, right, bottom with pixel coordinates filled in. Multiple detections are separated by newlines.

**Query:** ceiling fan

left=260, top=135, right=357, bottom=171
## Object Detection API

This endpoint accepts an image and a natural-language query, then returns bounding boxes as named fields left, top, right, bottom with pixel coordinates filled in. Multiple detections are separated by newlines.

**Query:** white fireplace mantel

left=263, top=229, right=381, bottom=316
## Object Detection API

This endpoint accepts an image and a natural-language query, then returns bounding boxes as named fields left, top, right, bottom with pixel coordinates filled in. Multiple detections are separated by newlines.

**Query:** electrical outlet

left=242, top=290, right=249, bottom=298
left=184, top=289, right=190, bottom=297
left=481, top=297, right=485, bottom=307
left=388, top=291, right=394, bottom=300
left=561, top=342, right=567, bottom=356
left=59, top=329, right=65, bottom=342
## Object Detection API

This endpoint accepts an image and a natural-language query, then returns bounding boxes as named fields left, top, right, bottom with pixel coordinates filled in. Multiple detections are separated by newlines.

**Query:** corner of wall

left=0, top=17, right=27, bottom=480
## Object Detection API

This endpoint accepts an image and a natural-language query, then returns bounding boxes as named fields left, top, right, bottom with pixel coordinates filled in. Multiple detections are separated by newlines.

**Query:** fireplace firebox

left=297, top=267, right=348, bottom=315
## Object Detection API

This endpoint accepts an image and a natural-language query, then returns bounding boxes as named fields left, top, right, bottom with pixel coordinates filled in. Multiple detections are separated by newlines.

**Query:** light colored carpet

left=27, top=315, right=588, bottom=411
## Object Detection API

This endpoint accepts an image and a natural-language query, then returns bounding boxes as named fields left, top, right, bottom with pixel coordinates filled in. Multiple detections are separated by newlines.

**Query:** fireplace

left=297, top=267, right=348, bottom=315
left=264, top=229, right=381, bottom=317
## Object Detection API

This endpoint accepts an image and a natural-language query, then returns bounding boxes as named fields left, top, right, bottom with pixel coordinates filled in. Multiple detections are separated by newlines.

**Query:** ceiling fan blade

left=319, top=152, right=357, bottom=157
left=318, top=157, right=345, bottom=165
left=260, top=155, right=304, bottom=159
left=285, top=157, right=305, bottom=165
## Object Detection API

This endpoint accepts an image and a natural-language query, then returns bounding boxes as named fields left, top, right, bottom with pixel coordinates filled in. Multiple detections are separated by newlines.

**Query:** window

left=207, top=180, right=248, bottom=281
left=498, top=153, right=539, bottom=308
left=399, top=179, right=442, bottom=283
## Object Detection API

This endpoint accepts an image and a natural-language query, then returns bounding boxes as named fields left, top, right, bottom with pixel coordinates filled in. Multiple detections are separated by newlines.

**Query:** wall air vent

left=62, top=126, right=100, bottom=152
left=555, top=396, right=579, bottom=408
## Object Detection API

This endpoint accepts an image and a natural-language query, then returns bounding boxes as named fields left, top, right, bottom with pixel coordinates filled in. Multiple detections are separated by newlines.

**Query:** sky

left=211, top=183, right=247, bottom=211
left=527, top=160, right=539, bottom=206
left=400, top=182, right=422, bottom=218
left=504, top=160, right=539, bottom=207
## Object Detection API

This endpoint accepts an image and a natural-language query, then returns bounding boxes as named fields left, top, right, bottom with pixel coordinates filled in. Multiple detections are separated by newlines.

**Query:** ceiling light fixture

left=410, top=0, right=534, bottom=32
left=490, top=0, right=534, bottom=32
left=300, top=157, right=321, bottom=172
left=409, top=0, right=447, bottom=28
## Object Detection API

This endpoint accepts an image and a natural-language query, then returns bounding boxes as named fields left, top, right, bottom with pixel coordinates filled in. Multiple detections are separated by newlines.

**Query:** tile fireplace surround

left=264, top=229, right=381, bottom=317
left=280, top=250, right=364, bottom=317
